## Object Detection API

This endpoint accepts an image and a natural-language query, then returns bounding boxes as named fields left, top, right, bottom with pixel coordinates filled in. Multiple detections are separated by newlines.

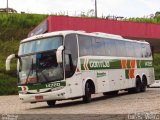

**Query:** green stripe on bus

left=18, top=81, right=66, bottom=91
left=80, top=58, right=153, bottom=70
left=137, top=60, right=141, bottom=68
left=127, top=60, right=131, bottom=68
left=110, top=60, right=122, bottom=69
left=125, top=69, right=130, bottom=79
left=140, top=60, right=153, bottom=68
left=80, top=59, right=85, bottom=70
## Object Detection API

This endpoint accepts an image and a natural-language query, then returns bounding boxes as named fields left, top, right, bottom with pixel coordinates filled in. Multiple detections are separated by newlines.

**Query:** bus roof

left=21, top=30, right=149, bottom=44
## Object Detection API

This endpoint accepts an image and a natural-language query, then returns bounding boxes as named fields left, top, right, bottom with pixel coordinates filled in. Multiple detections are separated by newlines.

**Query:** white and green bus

left=6, top=31, right=155, bottom=106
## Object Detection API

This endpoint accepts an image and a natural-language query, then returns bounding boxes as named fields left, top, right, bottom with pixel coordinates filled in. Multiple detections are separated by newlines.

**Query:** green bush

left=0, top=73, right=18, bottom=95
left=0, top=13, right=47, bottom=95
left=127, top=16, right=160, bottom=24
left=0, top=13, right=47, bottom=41
left=154, top=53, right=160, bottom=80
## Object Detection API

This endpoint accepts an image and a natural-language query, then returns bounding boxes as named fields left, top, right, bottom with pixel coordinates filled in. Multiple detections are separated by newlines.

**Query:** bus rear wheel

left=135, top=77, right=142, bottom=93
left=141, top=76, right=147, bottom=92
left=47, top=100, right=56, bottom=107
left=128, top=77, right=141, bottom=93
left=83, top=82, right=91, bottom=103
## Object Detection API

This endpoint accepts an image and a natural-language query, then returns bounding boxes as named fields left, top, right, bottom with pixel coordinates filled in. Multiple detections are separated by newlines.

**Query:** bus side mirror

left=6, top=54, right=16, bottom=71
left=56, top=46, right=64, bottom=63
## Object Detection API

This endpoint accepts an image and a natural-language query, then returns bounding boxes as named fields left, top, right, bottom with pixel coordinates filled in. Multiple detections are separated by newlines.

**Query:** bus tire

left=83, top=82, right=91, bottom=103
left=141, top=76, right=147, bottom=92
left=47, top=100, right=56, bottom=107
left=128, top=88, right=135, bottom=93
left=128, top=77, right=141, bottom=93
left=134, top=77, right=142, bottom=93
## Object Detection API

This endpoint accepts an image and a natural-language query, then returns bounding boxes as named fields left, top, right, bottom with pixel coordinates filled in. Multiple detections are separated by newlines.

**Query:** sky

left=0, top=0, right=160, bottom=18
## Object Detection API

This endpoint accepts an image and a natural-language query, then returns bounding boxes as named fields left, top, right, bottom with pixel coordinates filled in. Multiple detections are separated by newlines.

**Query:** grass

left=0, top=13, right=47, bottom=95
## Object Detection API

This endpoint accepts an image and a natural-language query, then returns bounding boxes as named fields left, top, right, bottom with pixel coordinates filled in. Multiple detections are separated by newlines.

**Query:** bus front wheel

left=83, top=82, right=91, bottom=103
left=47, top=100, right=56, bottom=107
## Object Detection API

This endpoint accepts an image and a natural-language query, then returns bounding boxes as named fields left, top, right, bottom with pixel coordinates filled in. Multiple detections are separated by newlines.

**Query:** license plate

left=35, top=96, right=43, bottom=100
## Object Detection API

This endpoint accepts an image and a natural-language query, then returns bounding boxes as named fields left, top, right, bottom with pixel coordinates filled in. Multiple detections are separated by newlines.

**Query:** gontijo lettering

left=89, top=60, right=110, bottom=68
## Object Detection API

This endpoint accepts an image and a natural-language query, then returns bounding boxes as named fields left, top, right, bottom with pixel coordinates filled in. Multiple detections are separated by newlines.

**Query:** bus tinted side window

left=141, top=43, right=152, bottom=58
left=92, top=37, right=106, bottom=56
left=145, top=44, right=152, bottom=57
left=125, top=42, right=135, bottom=57
left=78, top=35, right=93, bottom=56
left=133, top=42, right=142, bottom=58
left=104, top=39, right=117, bottom=56
left=116, top=40, right=126, bottom=57
left=141, top=43, right=146, bottom=58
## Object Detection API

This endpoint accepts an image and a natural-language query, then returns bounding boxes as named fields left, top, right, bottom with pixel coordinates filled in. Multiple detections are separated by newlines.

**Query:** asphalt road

left=0, top=88, right=160, bottom=120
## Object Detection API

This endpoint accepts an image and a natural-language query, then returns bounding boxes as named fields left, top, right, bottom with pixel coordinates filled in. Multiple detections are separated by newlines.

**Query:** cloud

left=98, top=0, right=158, bottom=17
left=139, top=0, right=160, bottom=12
left=0, top=0, right=7, bottom=8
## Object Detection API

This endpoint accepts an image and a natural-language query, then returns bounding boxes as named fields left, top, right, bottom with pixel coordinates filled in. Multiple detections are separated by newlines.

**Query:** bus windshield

left=18, top=36, right=64, bottom=85
left=19, top=36, right=62, bottom=55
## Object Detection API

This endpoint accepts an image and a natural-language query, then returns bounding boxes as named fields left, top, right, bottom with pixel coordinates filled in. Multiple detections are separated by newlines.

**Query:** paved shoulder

left=0, top=88, right=160, bottom=115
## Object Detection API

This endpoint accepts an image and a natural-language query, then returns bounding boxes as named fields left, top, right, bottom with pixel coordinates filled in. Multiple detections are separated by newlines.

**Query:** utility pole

left=95, top=0, right=97, bottom=18
left=7, top=0, right=9, bottom=13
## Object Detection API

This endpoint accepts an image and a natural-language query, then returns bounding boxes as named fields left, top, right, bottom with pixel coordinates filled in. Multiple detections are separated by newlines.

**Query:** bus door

left=64, top=53, right=83, bottom=98
left=64, top=34, right=83, bottom=98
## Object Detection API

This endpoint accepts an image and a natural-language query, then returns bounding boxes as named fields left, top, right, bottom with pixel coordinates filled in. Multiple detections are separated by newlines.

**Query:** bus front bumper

left=19, top=88, right=66, bottom=103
